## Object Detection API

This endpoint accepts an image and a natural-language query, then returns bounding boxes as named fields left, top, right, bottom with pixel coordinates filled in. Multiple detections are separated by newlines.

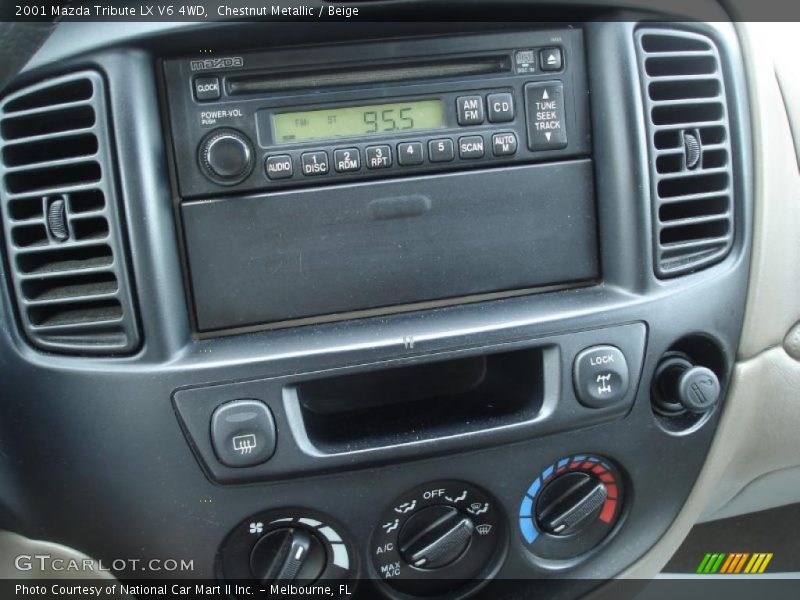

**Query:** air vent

left=0, top=72, right=140, bottom=355
left=636, top=29, right=734, bottom=277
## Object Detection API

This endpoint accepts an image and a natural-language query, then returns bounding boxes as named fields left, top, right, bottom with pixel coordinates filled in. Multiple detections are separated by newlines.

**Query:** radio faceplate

left=162, top=29, right=591, bottom=198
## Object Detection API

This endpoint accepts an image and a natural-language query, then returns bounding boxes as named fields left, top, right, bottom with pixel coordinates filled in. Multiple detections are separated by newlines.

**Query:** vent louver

left=636, top=29, right=734, bottom=277
left=0, top=72, right=140, bottom=355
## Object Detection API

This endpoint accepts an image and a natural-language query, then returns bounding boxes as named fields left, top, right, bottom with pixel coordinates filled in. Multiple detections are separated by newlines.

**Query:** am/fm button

left=456, top=95, right=485, bottom=125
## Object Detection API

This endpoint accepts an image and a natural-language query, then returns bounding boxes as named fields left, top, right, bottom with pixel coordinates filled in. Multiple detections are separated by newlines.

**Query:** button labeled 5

left=428, top=139, right=454, bottom=162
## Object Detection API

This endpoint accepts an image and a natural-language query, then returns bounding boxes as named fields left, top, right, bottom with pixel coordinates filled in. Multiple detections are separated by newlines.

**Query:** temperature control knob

left=198, top=128, right=254, bottom=185
left=535, top=472, right=608, bottom=536
left=398, top=505, right=474, bottom=569
left=519, top=455, right=623, bottom=563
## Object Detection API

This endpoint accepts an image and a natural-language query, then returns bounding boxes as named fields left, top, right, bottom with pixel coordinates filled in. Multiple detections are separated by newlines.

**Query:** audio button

left=265, top=155, right=293, bottom=180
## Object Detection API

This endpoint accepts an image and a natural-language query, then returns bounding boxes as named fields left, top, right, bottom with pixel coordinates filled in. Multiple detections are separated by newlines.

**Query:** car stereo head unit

left=162, top=29, right=598, bottom=333
left=163, top=29, right=591, bottom=197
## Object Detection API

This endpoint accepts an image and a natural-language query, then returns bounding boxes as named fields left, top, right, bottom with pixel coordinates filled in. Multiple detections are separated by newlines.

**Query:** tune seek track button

left=524, top=81, right=568, bottom=151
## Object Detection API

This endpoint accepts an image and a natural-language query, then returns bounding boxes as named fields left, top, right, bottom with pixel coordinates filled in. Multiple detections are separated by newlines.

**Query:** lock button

left=573, top=345, right=629, bottom=408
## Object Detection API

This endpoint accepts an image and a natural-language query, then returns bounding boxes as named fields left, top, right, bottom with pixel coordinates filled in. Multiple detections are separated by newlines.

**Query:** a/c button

left=573, top=345, right=629, bottom=408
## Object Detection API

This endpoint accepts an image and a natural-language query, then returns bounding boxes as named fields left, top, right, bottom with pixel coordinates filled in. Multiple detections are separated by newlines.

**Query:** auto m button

left=573, top=345, right=629, bottom=408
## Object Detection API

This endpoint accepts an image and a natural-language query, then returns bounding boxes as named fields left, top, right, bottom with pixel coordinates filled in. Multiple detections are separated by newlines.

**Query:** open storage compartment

left=290, top=346, right=548, bottom=453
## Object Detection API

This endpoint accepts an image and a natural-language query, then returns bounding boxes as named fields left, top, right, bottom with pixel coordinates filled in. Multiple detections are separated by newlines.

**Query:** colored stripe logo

left=696, top=552, right=773, bottom=574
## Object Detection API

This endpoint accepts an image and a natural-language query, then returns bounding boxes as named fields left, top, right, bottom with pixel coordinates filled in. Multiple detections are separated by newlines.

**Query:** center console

left=0, top=13, right=752, bottom=600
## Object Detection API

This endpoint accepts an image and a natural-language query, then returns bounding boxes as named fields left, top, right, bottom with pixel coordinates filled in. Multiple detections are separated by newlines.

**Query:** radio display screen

left=272, top=99, right=444, bottom=143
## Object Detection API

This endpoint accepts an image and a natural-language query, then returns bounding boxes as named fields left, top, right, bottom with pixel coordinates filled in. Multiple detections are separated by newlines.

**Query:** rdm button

left=573, top=345, right=629, bottom=408
left=211, top=400, right=277, bottom=467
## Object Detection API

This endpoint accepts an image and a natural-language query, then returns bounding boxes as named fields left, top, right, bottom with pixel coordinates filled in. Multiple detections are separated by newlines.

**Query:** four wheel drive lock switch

left=573, top=345, right=630, bottom=408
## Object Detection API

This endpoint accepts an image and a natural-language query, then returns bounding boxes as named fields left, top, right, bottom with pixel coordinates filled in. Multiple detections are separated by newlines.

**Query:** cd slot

left=226, top=55, right=511, bottom=96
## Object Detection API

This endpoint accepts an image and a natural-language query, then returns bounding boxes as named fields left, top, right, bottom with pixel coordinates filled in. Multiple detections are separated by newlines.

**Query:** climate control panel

left=216, top=459, right=627, bottom=598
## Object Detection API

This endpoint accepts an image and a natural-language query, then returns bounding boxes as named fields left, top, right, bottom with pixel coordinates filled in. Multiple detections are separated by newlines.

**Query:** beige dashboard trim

left=0, top=530, right=115, bottom=580
left=616, top=20, right=800, bottom=579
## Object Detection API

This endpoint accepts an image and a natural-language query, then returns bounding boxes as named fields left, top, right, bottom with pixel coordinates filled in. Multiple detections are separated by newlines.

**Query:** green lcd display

left=272, top=99, right=444, bottom=143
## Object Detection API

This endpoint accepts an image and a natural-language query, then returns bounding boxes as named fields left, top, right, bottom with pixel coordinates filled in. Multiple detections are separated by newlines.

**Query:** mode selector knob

left=198, top=128, right=254, bottom=185
left=397, top=505, right=474, bottom=570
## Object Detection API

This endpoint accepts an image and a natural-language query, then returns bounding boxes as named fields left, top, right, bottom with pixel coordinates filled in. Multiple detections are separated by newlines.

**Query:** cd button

left=492, top=132, right=518, bottom=156
left=487, top=92, right=514, bottom=123
left=428, top=138, right=455, bottom=162
left=397, top=142, right=424, bottom=166
left=265, top=155, right=293, bottom=180
left=301, top=151, right=329, bottom=176
left=458, top=135, right=485, bottom=159
left=334, top=148, right=361, bottom=172
left=456, top=95, right=485, bottom=125
left=366, top=145, right=392, bottom=169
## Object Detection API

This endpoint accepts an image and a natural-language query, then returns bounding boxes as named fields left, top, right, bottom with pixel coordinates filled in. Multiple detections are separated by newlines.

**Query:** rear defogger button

left=524, top=81, right=567, bottom=151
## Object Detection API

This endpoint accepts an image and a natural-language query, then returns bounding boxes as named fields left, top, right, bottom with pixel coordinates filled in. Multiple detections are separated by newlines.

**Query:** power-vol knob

left=198, top=128, right=254, bottom=185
